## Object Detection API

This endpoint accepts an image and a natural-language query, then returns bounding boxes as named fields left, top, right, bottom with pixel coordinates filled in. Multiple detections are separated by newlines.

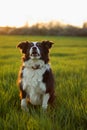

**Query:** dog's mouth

left=31, top=51, right=39, bottom=56
left=30, top=51, right=41, bottom=59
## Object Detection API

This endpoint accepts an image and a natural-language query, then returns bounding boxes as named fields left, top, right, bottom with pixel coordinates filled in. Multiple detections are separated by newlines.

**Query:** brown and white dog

left=17, top=40, right=55, bottom=111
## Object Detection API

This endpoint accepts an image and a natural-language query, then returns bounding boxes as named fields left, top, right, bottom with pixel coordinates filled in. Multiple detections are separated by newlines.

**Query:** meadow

left=0, top=35, right=87, bottom=130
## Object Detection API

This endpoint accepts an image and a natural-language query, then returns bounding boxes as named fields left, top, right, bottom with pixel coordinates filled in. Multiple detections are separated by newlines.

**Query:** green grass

left=0, top=35, right=87, bottom=130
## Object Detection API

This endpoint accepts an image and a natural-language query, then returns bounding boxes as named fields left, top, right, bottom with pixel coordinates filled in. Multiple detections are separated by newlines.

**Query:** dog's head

left=17, top=41, right=54, bottom=63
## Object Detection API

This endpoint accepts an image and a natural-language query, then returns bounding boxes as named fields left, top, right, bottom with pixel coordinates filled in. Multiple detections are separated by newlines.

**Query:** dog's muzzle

left=30, top=46, right=41, bottom=59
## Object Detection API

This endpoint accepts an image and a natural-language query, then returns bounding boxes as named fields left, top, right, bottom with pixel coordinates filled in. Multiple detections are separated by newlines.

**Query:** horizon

left=0, top=20, right=85, bottom=28
left=0, top=0, right=87, bottom=28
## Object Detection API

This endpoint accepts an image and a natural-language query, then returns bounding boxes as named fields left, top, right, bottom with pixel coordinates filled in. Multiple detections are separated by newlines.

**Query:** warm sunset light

left=0, top=0, right=87, bottom=27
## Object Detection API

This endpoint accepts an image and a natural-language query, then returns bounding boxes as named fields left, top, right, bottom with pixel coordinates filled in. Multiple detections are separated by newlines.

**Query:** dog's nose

left=32, top=47, right=37, bottom=54
left=32, top=47, right=37, bottom=51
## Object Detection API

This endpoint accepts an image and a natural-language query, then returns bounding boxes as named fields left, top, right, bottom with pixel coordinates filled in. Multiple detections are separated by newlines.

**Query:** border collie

left=17, top=40, right=55, bottom=111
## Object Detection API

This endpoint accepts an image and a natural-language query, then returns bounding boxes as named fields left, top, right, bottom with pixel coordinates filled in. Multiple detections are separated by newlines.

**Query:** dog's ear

left=17, top=41, right=30, bottom=54
left=42, top=40, right=54, bottom=49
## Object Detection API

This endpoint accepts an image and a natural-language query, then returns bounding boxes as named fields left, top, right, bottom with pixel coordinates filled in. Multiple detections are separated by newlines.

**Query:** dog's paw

left=21, top=99, right=29, bottom=112
left=21, top=105, right=29, bottom=112
left=42, top=104, right=48, bottom=110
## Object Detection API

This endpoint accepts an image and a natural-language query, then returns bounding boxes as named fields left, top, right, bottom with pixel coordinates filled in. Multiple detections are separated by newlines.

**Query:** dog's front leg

left=20, top=86, right=29, bottom=112
left=42, top=93, right=50, bottom=110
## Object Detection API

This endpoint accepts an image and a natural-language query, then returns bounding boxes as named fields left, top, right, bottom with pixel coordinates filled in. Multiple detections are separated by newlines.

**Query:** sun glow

left=0, top=0, right=87, bottom=27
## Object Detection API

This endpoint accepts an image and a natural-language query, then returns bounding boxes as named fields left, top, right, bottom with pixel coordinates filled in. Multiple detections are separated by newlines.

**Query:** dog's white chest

left=23, top=67, right=45, bottom=88
left=22, top=67, right=46, bottom=105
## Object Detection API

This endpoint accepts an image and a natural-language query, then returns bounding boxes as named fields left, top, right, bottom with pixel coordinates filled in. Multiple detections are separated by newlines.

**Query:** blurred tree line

left=0, top=21, right=87, bottom=36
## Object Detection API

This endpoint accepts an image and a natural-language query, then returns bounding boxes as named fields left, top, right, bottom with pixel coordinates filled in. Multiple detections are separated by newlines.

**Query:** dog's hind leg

left=21, top=98, right=29, bottom=112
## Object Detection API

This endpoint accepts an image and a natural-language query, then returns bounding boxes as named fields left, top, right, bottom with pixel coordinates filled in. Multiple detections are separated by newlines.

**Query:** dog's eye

left=37, top=42, right=41, bottom=47
left=30, top=43, right=34, bottom=46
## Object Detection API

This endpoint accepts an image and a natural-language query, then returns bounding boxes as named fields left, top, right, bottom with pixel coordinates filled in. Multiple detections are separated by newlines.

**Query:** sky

left=0, top=0, right=87, bottom=27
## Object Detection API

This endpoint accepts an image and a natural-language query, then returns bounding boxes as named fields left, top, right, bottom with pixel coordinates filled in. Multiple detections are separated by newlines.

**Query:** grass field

left=0, top=35, right=87, bottom=130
